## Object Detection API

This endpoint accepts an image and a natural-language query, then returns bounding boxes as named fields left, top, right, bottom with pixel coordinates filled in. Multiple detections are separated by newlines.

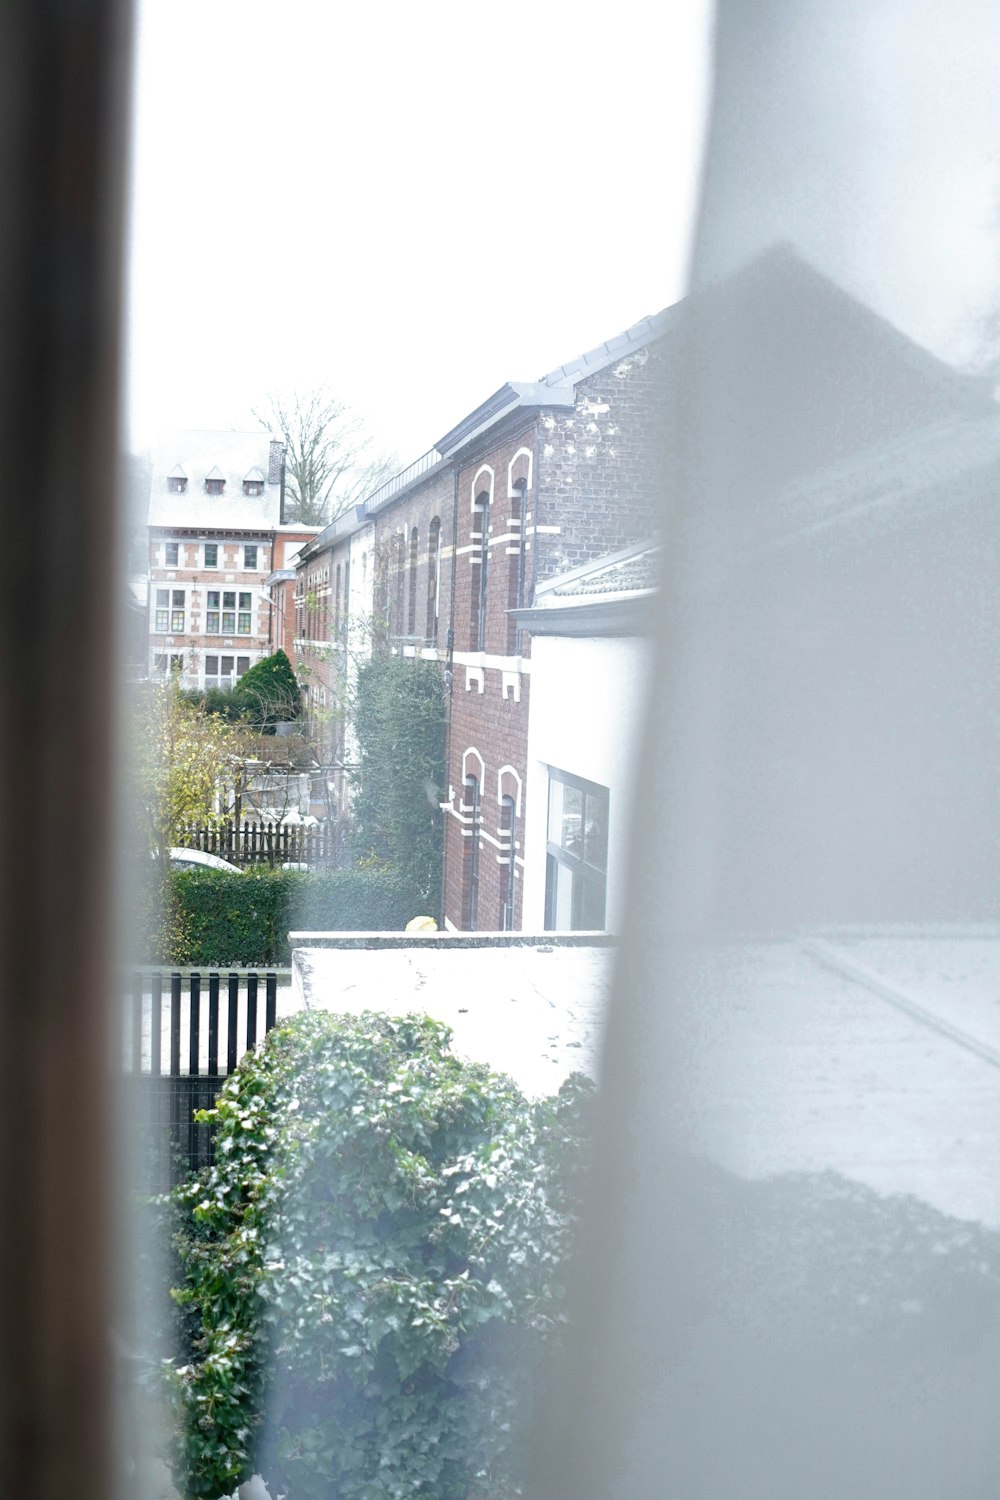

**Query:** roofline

left=433, top=302, right=678, bottom=458
left=296, top=448, right=450, bottom=564
left=434, top=383, right=577, bottom=458
left=533, top=537, right=661, bottom=599
left=511, top=596, right=656, bottom=638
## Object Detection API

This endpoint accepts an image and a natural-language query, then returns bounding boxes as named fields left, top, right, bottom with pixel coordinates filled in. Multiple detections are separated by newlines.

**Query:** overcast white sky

left=124, top=1, right=714, bottom=467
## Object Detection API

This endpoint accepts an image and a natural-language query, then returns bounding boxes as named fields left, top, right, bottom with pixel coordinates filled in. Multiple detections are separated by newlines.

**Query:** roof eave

left=511, top=595, right=655, bottom=638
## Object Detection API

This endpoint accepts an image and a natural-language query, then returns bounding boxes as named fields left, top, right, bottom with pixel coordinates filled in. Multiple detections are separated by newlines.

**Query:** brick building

left=433, top=311, right=671, bottom=931
left=289, top=306, right=672, bottom=929
left=263, top=524, right=321, bottom=660
left=146, top=430, right=292, bottom=690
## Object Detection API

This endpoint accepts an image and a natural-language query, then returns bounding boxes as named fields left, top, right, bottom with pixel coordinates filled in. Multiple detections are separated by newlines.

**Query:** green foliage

left=165, top=1012, right=594, bottom=1500
left=183, top=651, right=302, bottom=732
left=152, top=867, right=420, bottom=966
left=133, top=680, right=248, bottom=857
left=235, top=649, right=302, bottom=728
left=180, top=687, right=254, bottom=725
left=349, top=657, right=446, bottom=912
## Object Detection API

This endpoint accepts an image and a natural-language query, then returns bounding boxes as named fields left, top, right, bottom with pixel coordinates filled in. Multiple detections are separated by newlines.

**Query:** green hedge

left=165, top=1010, right=594, bottom=1500
left=161, top=867, right=419, bottom=966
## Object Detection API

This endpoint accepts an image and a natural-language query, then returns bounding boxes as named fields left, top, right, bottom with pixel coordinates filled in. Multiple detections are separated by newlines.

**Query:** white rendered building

left=514, top=541, right=658, bottom=934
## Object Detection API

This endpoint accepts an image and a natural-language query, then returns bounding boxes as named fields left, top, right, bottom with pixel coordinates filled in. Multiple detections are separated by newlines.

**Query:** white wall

left=521, top=633, right=654, bottom=932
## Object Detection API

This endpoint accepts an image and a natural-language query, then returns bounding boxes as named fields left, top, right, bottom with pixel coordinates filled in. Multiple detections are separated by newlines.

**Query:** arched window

left=462, top=773, right=481, bottom=929
left=393, top=532, right=405, bottom=636
left=471, top=492, right=489, bottom=651
left=500, top=792, right=517, bottom=930
left=426, top=517, right=441, bottom=642
left=507, top=477, right=528, bottom=654
left=407, top=527, right=418, bottom=637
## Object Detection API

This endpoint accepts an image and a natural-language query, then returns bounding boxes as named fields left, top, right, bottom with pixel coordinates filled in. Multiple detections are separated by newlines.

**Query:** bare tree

left=254, top=388, right=397, bottom=527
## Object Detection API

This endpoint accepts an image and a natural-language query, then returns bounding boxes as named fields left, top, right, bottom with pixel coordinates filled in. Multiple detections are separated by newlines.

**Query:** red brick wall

left=534, top=340, right=670, bottom=582
left=371, top=465, right=455, bottom=651
left=442, top=675, right=529, bottom=931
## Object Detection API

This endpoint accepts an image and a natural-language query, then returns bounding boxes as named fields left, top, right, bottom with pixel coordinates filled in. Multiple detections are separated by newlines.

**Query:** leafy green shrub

left=165, top=1012, right=594, bottom=1500
left=349, top=656, right=446, bottom=912
left=234, top=649, right=302, bottom=729
left=158, top=868, right=420, bottom=966
left=182, top=651, right=302, bottom=731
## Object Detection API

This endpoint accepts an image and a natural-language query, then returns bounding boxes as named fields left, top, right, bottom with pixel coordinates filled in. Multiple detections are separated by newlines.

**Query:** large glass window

left=544, top=770, right=609, bottom=930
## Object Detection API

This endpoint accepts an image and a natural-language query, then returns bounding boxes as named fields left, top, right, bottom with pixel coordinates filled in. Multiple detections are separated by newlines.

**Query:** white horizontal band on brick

left=453, top=651, right=531, bottom=673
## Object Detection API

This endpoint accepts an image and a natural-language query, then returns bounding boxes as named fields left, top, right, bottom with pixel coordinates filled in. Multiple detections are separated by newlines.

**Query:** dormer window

left=242, top=466, right=265, bottom=496
left=167, top=465, right=187, bottom=494
left=204, top=465, right=226, bottom=496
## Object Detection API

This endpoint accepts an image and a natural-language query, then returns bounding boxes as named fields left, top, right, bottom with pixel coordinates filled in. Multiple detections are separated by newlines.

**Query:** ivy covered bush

left=165, top=1011, right=593, bottom=1500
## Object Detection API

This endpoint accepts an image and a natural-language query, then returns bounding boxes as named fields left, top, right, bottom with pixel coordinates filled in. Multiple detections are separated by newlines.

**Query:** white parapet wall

left=289, top=932, right=616, bottom=1098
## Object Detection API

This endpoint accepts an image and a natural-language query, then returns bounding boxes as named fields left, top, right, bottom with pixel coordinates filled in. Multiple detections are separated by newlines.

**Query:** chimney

left=268, top=439, right=287, bottom=523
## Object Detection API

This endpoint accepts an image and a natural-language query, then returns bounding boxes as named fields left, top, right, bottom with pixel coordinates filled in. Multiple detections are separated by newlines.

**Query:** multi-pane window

left=243, top=480, right=263, bottom=496
left=205, top=478, right=225, bottom=495
left=167, top=476, right=187, bottom=493
left=206, top=590, right=253, bottom=634
left=244, top=544, right=257, bottom=570
left=204, top=654, right=251, bottom=690
left=544, top=770, right=609, bottom=931
left=203, top=543, right=218, bottom=568
left=153, top=652, right=184, bottom=676
left=154, top=588, right=186, bottom=632
left=164, top=542, right=179, bottom=566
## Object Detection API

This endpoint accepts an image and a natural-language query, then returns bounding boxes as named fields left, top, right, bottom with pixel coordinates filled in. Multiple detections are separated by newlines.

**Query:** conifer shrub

left=164, top=1011, right=594, bottom=1500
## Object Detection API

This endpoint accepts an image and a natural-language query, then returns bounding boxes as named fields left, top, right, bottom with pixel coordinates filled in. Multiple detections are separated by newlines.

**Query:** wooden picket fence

left=176, top=819, right=342, bottom=868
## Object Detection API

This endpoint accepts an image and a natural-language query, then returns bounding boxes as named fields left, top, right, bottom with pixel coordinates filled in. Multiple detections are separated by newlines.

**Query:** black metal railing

left=123, top=968, right=280, bottom=1191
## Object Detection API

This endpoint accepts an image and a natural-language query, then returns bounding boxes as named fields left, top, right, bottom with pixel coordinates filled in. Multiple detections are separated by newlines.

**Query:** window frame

left=543, top=768, right=609, bottom=931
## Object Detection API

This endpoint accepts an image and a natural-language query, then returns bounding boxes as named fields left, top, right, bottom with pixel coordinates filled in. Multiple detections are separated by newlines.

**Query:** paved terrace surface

left=296, top=929, right=1000, bottom=1227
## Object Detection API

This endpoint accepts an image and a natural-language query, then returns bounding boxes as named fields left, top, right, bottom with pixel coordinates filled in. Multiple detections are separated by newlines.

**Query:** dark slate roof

left=510, top=541, right=660, bottom=638
left=549, top=546, right=662, bottom=598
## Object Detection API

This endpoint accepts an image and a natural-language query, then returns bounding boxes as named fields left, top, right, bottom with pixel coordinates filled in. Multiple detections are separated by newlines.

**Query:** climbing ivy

left=348, top=656, right=446, bottom=913
left=163, top=1011, right=594, bottom=1500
